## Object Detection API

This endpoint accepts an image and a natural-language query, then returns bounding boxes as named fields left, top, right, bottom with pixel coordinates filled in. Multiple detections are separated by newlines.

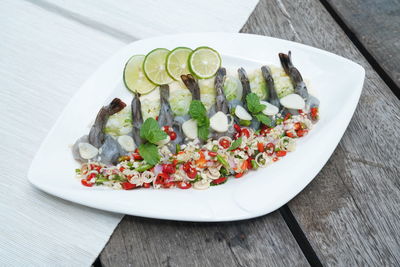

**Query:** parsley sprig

left=246, top=93, right=273, bottom=127
left=189, top=100, right=210, bottom=141
left=138, top=118, right=168, bottom=165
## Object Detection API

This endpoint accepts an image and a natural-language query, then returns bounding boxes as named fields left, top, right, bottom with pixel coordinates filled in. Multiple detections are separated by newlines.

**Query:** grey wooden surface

left=6, top=0, right=399, bottom=266
left=326, top=0, right=400, bottom=91
left=242, top=0, right=400, bottom=265
left=100, top=214, right=308, bottom=266
left=99, top=0, right=400, bottom=266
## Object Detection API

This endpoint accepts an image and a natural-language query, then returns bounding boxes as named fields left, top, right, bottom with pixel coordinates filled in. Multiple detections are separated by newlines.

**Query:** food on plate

left=72, top=48, right=320, bottom=190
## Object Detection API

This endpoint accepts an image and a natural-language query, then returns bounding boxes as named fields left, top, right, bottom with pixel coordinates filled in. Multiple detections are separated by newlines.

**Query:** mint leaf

left=140, top=118, right=167, bottom=144
left=189, top=100, right=210, bottom=140
left=189, top=100, right=207, bottom=120
left=138, top=143, right=160, bottom=165
left=246, top=93, right=266, bottom=114
left=198, top=125, right=209, bottom=141
left=227, top=137, right=242, bottom=151
left=196, top=116, right=209, bottom=127
left=255, top=114, right=273, bottom=127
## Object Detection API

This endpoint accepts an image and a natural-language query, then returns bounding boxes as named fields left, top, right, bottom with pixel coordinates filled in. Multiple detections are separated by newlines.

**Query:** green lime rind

left=188, top=46, right=222, bottom=79
left=123, top=54, right=156, bottom=94
left=166, top=47, right=193, bottom=80
left=143, top=48, right=173, bottom=85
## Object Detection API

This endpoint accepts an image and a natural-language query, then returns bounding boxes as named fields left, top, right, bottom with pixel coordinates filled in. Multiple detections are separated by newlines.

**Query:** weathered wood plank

left=100, top=212, right=308, bottom=267
left=241, top=0, right=400, bottom=265
left=0, top=0, right=125, bottom=265
left=326, top=0, right=400, bottom=90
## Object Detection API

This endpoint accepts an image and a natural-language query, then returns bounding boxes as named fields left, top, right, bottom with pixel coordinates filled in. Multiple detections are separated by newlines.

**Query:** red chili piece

left=276, top=150, right=287, bottom=157
left=219, top=139, right=231, bottom=149
left=241, top=128, right=250, bottom=138
left=162, top=182, right=175, bottom=189
left=162, top=164, right=175, bottom=174
left=310, top=107, right=319, bottom=120
left=169, top=131, right=177, bottom=141
left=294, top=122, right=302, bottom=131
left=81, top=179, right=93, bottom=187
left=285, top=131, right=295, bottom=138
left=143, top=183, right=151, bottom=188
left=121, top=182, right=137, bottom=190
left=297, top=129, right=308, bottom=137
left=155, top=173, right=169, bottom=185
left=208, top=151, right=217, bottom=157
left=132, top=153, right=143, bottom=161
left=177, top=181, right=192, bottom=189
left=233, top=132, right=241, bottom=139
left=233, top=124, right=241, bottom=132
left=211, top=177, right=228, bottom=185
left=183, top=162, right=197, bottom=178
left=265, top=143, right=275, bottom=156
left=284, top=113, right=292, bottom=121
left=235, top=172, right=244, bottom=178
left=257, top=142, right=264, bottom=152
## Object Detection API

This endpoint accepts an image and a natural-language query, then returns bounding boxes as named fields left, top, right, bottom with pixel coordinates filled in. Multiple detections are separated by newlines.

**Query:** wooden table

left=3, top=0, right=399, bottom=266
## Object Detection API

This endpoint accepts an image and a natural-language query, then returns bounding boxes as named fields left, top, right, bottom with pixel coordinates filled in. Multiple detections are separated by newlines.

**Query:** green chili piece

left=135, top=164, right=153, bottom=172
left=217, top=155, right=229, bottom=168
left=239, top=120, right=251, bottom=126
left=251, top=160, right=258, bottom=169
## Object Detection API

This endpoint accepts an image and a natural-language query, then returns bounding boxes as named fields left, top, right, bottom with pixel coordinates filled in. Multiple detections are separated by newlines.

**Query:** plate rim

left=28, top=32, right=365, bottom=222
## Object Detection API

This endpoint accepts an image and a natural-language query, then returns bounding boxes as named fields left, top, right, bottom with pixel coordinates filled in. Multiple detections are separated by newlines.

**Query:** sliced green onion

left=135, top=164, right=153, bottom=172
left=217, top=155, right=229, bottom=168
left=251, top=159, right=258, bottom=169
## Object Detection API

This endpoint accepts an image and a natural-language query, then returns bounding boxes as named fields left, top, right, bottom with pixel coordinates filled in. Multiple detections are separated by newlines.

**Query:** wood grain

left=325, top=0, right=400, bottom=90
left=100, top=213, right=308, bottom=267
left=241, top=0, right=400, bottom=265
left=0, top=0, right=125, bottom=265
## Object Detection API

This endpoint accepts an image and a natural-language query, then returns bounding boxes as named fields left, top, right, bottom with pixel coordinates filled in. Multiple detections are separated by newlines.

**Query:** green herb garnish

left=137, top=118, right=168, bottom=165
left=246, top=93, right=266, bottom=114
left=245, top=93, right=274, bottom=127
left=227, top=137, right=242, bottom=151
left=140, top=118, right=168, bottom=144
left=189, top=100, right=210, bottom=141
left=138, top=142, right=161, bottom=165
left=255, top=114, right=273, bottom=127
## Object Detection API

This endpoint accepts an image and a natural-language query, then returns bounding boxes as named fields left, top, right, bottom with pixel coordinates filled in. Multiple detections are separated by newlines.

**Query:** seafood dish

left=72, top=46, right=320, bottom=190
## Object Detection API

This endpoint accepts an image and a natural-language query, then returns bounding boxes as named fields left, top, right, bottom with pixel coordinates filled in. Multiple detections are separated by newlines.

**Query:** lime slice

left=123, top=55, right=156, bottom=94
left=143, top=48, right=173, bottom=85
left=166, top=47, right=193, bottom=80
left=189, top=46, right=221, bottom=79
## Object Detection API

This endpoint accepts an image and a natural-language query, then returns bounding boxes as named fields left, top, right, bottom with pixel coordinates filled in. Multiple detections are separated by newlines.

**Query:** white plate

left=28, top=33, right=365, bottom=222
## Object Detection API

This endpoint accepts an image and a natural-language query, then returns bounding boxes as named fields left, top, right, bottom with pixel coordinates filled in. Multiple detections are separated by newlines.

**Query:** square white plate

left=28, top=33, right=365, bottom=222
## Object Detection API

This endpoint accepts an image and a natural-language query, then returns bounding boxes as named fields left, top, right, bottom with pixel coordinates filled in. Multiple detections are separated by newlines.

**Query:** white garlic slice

left=78, top=142, right=99, bottom=159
